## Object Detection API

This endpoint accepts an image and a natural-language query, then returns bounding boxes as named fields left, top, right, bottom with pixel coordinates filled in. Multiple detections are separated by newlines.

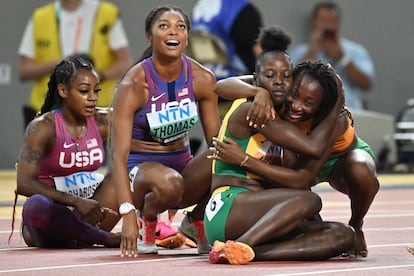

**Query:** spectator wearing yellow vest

left=18, top=0, right=132, bottom=128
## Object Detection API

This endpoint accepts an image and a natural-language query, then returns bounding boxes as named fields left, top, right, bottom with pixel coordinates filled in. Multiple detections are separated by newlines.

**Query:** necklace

left=77, top=125, right=87, bottom=139
left=64, top=121, right=87, bottom=151
left=75, top=125, right=87, bottom=151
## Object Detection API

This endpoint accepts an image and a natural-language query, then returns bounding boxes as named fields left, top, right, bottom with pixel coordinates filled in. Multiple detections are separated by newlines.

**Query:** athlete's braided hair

left=139, top=5, right=191, bottom=61
left=293, top=60, right=338, bottom=129
left=255, top=25, right=292, bottom=74
left=39, top=57, right=94, bottom=115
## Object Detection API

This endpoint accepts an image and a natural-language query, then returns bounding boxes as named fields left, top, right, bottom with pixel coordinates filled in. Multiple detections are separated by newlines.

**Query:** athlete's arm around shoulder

left=228, top=101, right=335, bottom=160
left=16, top=113, right=79, bottom=206
left=214, top=76, right=257, bottom=100
left=110, top=63, right=148, bottom=204
left=190, top=59, right=220, bottom=146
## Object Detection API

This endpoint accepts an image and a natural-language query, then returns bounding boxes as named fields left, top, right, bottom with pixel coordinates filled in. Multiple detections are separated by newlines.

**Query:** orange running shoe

left=223, top=240, right=255, bottom=265
left=209, top=240, right=255, bottom=265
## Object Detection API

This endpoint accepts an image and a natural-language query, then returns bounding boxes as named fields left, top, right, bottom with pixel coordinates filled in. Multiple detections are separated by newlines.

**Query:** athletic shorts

left=204, top=186, right=249, bottom=245
left=127, top=148, right=192, bottom=172
left=315, top=137, right=375, bottom=183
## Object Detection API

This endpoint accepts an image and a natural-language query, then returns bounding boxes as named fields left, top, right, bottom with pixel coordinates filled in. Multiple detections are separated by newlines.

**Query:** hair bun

left=258, top=25, right=291, bottom=53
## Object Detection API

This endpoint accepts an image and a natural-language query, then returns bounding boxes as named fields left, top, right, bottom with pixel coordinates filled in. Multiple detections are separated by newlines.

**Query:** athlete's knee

left=300, top=191, right=322, bottom=213
left=22, top=194, right=54, bottom=228
left=158, top=170, right=185, bottom=206
left=330, top=222, right=356, bottom=250
left=136, top=162, right=185, bottom=206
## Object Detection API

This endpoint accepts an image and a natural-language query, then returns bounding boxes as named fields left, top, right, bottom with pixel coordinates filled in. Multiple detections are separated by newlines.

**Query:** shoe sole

left=184, top=238, right=197, bottom=248
left=138, top=245, right=158, bottom=254
left=223, top=241, right=255, bottom=265
left=155, top=233, right=186, bottom=249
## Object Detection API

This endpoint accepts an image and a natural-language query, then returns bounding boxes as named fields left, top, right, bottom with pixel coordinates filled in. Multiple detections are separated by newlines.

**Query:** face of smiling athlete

left=285, top=75, right=324, bottom=123
left=148, top=10, right=189, bottom=58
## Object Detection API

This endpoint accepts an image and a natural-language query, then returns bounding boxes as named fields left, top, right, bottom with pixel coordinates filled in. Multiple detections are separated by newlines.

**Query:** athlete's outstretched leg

left=254, top=221, right=355, bottom=261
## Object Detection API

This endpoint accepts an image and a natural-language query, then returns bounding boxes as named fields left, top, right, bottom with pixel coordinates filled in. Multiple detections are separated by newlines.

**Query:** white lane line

left=0, top=256, right=205, bottom=273
left=322, top=213, right=414, bottom=220
left=1, top=242, right=412, bottom=252
left=265, top=264, right=414, bottom=276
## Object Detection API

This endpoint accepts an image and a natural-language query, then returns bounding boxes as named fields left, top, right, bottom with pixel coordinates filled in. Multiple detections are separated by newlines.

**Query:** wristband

left=240, top=155, right=249, bottom=167
left=338, top=55, right=351, bottom=67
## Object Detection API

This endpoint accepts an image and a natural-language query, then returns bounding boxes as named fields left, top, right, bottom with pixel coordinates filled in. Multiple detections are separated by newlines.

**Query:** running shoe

left=209, top=240, right=255, bottom=265
left=178, top=214, right=211, bottom=254
left=155, top=220, right=186, bottom=249
left=137, top=216, right=158, bottom=254
left=208, top=240, right=227, bottom=264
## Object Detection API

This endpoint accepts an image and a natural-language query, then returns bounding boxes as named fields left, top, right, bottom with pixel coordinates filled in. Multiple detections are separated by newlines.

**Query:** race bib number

left=54, top=171, right=104, bottom=199
left=205, top=192, right=224, bottom=222
left=146, top=101, right=199, bottom=143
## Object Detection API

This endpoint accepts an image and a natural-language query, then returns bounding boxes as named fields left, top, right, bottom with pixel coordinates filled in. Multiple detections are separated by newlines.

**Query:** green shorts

left=315, top=137, right=375, bottom=183
left=203, top=186, right=249, bottom=245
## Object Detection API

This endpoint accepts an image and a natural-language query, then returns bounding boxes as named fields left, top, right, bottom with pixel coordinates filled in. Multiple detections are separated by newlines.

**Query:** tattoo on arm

left=21, top=148, right=42, bottom=166
left=26, top=122, right=40, bottom=138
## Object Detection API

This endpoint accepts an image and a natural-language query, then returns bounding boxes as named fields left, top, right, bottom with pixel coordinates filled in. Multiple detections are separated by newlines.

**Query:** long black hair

left=39, top=56, right=94, bottom=115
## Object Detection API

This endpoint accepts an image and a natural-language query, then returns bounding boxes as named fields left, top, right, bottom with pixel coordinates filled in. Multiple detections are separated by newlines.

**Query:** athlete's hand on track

left=120, top=212, right=139, bottom=257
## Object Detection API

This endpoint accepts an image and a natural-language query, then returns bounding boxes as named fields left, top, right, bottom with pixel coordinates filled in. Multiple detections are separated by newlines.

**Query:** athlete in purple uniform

left=15, top=56, right=121, bottom=248
left=109, top=5, right=220, bottom=257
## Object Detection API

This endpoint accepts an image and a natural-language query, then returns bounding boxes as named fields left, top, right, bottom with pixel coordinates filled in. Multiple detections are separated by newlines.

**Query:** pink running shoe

left=155, top=221, right=186, bottom=249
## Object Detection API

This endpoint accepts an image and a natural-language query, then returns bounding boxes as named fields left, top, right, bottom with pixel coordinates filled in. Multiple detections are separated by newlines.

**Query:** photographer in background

left=290, top=1, right=375, bottom=110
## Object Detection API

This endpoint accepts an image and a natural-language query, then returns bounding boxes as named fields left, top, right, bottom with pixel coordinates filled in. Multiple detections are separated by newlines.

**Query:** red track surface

left=1, top=185, right=414, bottom=275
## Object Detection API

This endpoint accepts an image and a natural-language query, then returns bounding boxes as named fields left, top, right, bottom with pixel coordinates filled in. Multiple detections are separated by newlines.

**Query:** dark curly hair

left=292, top=60, right=338, bottom=129
left=39, top=56, right=94, bottom=115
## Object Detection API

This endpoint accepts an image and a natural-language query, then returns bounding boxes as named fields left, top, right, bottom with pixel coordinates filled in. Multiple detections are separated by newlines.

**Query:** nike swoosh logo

left=151, top=93, right=165, bottom=102
left=63, top=142, right=76, bottom=149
